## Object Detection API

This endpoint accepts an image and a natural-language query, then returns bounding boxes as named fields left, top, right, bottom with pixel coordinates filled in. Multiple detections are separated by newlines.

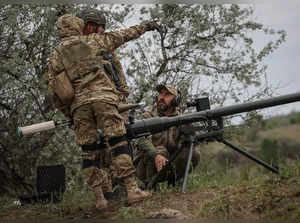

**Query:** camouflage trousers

left=136, top=148, right=200, bottom=185
left=73, top=102, right=135, bottom=190
left=81, top=150, right=135, bottom=191
left=73, top=102, right=126, bottom=145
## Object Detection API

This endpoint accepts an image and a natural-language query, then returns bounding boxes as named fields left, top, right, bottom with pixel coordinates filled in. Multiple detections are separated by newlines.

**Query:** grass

left=0, top=184, right=95, bottom=219
left=0, top=196, right=18, bottom=210
left=187, top=162, right=300, bottom=219
left=1, top=160, right=300, bottom=221
left=115, top=206, right=144, bottom=220
left=44, top=184, right=95, bottom=216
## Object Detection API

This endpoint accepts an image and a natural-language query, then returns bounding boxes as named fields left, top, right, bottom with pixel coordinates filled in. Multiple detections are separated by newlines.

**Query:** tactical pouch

left=54, top=71, right=74, bottom=105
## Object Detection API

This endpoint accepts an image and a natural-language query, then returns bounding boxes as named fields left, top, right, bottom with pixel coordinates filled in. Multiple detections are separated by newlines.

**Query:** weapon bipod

left=181, top=129, right=279, bottom=192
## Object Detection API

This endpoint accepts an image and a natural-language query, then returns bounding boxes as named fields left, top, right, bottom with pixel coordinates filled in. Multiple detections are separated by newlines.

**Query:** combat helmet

left=77, top=8, right=106, bottom=29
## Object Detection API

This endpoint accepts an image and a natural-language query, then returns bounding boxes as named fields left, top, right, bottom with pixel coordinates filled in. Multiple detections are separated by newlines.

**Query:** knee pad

left=111, top=145, right=131, bottom=157
left=81, top=142, right=104, bottom=169
left=82, top=159, right=100, bottom=169
left=108, top=135, right=127, bottom=148
left=82, top=141, right=106, bottom=151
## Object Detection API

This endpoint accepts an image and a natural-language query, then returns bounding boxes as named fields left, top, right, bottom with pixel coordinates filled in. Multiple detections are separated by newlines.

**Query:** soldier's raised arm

left=93, top=20, right=161, bottom=52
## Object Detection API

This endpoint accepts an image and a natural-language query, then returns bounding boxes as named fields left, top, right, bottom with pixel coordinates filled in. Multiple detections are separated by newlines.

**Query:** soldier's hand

left=143, top=19, right=162, bottom=32
left=155, top=154, right=168, bottom=172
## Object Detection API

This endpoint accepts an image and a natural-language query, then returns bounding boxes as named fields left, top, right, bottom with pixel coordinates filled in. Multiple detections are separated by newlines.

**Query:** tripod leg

left=182, top=136, right=195, bottom=192
left=219, top=138, right=279, bottom=174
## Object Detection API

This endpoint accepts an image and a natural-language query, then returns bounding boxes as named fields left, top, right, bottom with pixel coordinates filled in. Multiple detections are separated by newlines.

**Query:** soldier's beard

left=157, top=100, right=170, bottom=113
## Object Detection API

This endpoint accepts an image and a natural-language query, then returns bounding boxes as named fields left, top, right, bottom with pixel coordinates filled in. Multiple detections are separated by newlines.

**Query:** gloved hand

left=143, top=19, right=162, bottom=32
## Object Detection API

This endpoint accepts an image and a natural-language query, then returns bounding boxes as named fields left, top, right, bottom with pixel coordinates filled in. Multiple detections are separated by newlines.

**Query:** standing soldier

left=134, top=84, right=200, bottom=188
left=45, top=9, right=160, bottom=210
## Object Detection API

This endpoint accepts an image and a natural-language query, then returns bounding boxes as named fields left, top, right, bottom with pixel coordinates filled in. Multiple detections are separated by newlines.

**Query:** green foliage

left=0, top=4, right=82, bottom=196
left=263, top=116, right=290, bottom=130
left=280, top=161, right=300, bottom=179
left=261, top=112, right=300, bottom=130
left=41, top=184, right=94, bottom=217
left=290, top=112, right=300, bottom=124
left=117, top=206, right=143, bottom=220
left=259, top=137, right=300, bottom=169
left=0, top=195, right=17, bottom=210
left=278, top=140, right=300, bottom=160
left=185, top=151, right=247, bottom=190
left=117, top=4, right=285, bottom=106
left=260, top=138, right=280, bottom=167
left=240, top=111, right=265, bottom=141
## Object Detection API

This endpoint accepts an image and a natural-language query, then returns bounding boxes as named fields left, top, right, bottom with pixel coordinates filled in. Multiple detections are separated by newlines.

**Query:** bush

left=290, top=113, right=300, bottom=124
left=278, top=140, right=300, bottom=160
left=260, top=138, right=280, bottom=167
left=215, top=150, right=240, bottom=170
left=260, top=137, right=300, bottom=168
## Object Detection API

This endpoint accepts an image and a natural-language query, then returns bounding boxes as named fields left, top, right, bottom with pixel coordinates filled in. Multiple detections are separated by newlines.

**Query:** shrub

left=290, top=113, right=300, bottom=124
left=260, top=138, right=280, bottom=167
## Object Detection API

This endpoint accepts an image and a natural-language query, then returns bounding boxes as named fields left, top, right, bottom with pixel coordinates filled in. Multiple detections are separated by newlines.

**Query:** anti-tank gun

left=123, top=92, right=300, bottom=190
left=18, top=92, right=300, bottom=191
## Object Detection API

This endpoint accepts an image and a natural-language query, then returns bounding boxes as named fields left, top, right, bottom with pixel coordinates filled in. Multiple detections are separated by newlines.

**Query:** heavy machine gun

left=144, top=96, right=283, bottom=191
left=18, top=92, right=300, bottom=191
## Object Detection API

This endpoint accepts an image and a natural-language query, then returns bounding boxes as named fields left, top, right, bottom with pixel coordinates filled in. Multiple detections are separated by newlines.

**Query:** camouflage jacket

left=45, top=14, right=148, bottom=118
left=135, top=108, right=191, bottom=160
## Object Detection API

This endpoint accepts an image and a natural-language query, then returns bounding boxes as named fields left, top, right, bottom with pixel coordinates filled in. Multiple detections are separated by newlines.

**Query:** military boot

left=92, top=186, right=108, bottom=211
left=124, top=176, right=151, bottom=205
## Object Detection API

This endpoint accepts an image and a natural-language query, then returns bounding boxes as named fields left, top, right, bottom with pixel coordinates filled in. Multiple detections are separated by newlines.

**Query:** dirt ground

left=1, top=176, right=300, bottom=223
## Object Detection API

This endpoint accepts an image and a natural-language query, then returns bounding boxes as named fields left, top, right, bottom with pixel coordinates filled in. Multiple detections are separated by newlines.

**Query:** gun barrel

left=206, top=92, right=300, bottom=118
left=17, top=104, right=139, bottom=137
left=17, top=121, right=56, bottom=137
left=127, top=92, right=300, bottom=138
left=118, top=103, right=140, bottom=113
left=17, top=92, right=300, bottom=137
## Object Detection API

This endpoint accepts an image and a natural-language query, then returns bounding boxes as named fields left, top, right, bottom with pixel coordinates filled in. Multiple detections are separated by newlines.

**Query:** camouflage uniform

left=135, top=87, right=200, bottom=186
left=45, top=14, right=154, bottom=206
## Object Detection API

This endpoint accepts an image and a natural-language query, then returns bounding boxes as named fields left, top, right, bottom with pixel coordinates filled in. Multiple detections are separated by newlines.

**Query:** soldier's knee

left=82, top=158, right=100, bottom=169
left=111, top=145, right=135, bottom=179
left=81, top=141, right=106, bottom=152
left=81, top=143, right=105, bottom=170
left=108, top=135, right=128, bottom=150
left=111, top=144, right=131, bottom=157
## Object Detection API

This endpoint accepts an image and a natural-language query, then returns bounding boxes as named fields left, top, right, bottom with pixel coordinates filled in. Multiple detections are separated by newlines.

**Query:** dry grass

left=259, top=124, right=300, bottom=143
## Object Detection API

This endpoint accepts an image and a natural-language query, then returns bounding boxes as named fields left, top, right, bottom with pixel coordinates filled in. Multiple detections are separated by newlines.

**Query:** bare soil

left=1, top=176, right=300, bottom=222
